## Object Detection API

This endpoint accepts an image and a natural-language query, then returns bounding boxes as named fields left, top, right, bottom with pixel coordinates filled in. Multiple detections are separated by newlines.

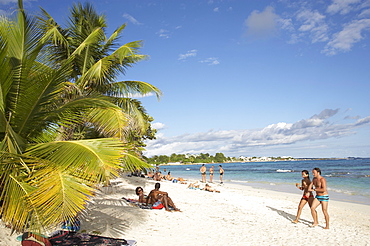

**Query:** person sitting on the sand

left=203, top=183, right=220, bottom=193
left=135, top=186, right=147, bottom=204
left=147, top=171, right=154, bottom=179
left=147, top=183, right=180, bottom=211
left=165, top=172, right=175, bottom=181
left=153, top=171, right=162, bottom=181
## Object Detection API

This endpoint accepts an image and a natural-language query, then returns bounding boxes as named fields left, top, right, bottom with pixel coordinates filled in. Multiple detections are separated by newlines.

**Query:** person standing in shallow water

left=219, top=165, right=224, bottom=184
left=200, top=164, right=206, bottom=183
left=292, top=170, right=314, bottom=223
left=209, top=165, right=214, bottom=183
left=308, top=167, right=330, bottom=229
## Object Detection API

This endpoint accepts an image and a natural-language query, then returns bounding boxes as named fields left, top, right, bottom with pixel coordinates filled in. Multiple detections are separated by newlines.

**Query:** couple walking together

left=293, top=167, right=330, bottom=229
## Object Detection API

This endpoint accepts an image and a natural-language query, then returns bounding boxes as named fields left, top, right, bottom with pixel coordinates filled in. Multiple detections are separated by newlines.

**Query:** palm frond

left=110, top=80, right=162, bottom=100
left=104, top=23, right=126, bottom=50
left=71, top=27, right=104, bottom=56
left=24, top=139, right=126, bottom=183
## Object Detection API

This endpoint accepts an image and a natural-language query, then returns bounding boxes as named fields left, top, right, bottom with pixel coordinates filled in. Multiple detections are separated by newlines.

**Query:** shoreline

left=1, top=176, right=370, bottom=245
left=228, top=179, right=370, bottom=206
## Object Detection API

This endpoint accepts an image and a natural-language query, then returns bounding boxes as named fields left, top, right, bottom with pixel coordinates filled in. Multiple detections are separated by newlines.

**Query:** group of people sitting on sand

left=150, top=171, right=187, bottom=184
left=135, top=183, right=180, bottom=212
left=130, top=168, right=187, bottom=184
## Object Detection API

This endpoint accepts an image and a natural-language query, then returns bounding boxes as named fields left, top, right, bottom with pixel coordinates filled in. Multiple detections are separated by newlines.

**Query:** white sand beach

left=1, top=176, right=370, bottom=246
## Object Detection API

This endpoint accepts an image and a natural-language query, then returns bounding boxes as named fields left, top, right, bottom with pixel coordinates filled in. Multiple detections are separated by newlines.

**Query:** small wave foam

left=276, top=169, right=293, bottom=173
left=327, top=187, right=356, bottom=196
left=230, top=180, right=249, bottom=183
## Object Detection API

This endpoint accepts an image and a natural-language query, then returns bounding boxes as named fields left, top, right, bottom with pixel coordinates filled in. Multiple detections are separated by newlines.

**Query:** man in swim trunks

left=147, top=183, right=180, bottom=211
left=308, top=167, right=330, bottom=229
left=200, top=164, right=206, bottom=183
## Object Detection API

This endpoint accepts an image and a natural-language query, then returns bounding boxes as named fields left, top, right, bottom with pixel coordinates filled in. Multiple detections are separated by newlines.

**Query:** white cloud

left=156, top=29, right=170, bottom=39
left=323, top=19, right=370, bottom=55
left=245, top=6, right=279, bottom=39
left=151, top=122, right=166, bottom=130
left=122, top=13, right=142, bottom=25
left=144, top=109, right=370, bottom=157
left=126, top=92, right=155, bottom=98
left=213, top=7, right=219, bottom=12
left=200, top=57, right=220, bottom=65
left=296, top=9, right=329, bottom=43
left=327, top=0, right=361, bottom=15
left=178, top=49, right=197, bottom=61
left=359, top=8, right=370, bottom=17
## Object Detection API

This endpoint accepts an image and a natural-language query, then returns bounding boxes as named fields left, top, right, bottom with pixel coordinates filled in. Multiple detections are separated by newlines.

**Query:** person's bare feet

left=324, top=226, right=329, bottom=229
left=309, top=223, right=318, bottom=227
left=292, top=220, right=298, bottom=224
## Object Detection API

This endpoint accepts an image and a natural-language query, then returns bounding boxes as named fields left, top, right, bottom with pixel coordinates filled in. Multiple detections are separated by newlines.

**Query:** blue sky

left=2, top=0, right=370, bottom=158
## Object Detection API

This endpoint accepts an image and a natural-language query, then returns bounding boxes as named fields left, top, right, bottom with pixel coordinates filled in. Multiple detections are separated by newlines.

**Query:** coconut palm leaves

left=38, top=2, right=161, bottom=143
left=0, top=0, right=155, bottom=233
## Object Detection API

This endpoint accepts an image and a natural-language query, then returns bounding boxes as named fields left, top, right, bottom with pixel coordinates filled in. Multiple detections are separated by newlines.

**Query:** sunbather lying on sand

left=203, top=184, right=220, bottom=193
left=188, top=181, right=200, bottom=189
left=165, top=172, right=187, bottom=183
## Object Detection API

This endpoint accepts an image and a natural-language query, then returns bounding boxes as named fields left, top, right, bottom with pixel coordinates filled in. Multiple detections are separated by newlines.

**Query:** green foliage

left=146, top=153, right=228, bottom=164
left=0, top=0, right=155, bottom=233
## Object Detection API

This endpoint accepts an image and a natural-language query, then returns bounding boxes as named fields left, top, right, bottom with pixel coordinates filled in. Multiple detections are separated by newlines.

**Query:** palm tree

left=0, top=0, right=153, bottom=233
left=38, top=2, right=162, bottom=144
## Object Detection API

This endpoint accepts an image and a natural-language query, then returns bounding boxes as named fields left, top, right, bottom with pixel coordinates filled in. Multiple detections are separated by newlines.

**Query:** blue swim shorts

left=316, top=195, right=329, bottom=202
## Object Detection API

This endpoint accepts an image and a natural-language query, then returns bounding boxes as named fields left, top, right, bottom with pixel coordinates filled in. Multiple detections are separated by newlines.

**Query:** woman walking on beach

left=292, top=170, right=314, bottom=223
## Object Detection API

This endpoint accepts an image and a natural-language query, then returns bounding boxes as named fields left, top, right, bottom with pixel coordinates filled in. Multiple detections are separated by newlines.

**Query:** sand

left=1, top=176, right=370, bottom=246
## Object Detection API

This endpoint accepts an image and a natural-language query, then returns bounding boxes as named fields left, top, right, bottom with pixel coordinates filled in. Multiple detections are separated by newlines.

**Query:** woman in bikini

left=135, top=187, right=147, bottom=204
left=209, top=166, right=214, bottom=183
left=292, top=170, right=314, bottom=223
left=219, top=165, right=224, bottom=184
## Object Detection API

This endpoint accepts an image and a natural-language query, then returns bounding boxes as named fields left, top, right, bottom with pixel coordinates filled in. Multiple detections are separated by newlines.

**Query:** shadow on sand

left=266, top=206, right=320, bottom=227
left=78, top=175, right=153, bottom=238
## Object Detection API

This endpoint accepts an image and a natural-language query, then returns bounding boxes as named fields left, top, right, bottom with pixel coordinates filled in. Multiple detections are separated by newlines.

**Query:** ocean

left=159, top=158, right=370, bottom=205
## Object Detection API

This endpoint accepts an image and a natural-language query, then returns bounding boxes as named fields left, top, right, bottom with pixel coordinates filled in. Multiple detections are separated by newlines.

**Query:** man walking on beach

left=200, top=164, right=206, bottom=183
left=219, top=165, right=224, bottom=184
left=308, top=167, right=329, bottom=229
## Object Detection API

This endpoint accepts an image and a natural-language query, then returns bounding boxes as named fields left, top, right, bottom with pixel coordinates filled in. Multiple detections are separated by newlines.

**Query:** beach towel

left=21, top=232, right=52, bottom=246
left=121, top=197, right=178, bottom=211
left=152, top=200, right=164, bottom=209
left=121, top=197, right=152, bottom=209
left=48, top=230, right=134, bottom=245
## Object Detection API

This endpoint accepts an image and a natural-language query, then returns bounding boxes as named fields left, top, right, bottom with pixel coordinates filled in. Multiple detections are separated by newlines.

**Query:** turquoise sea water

left=159, top=159, right=370, bottom=205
